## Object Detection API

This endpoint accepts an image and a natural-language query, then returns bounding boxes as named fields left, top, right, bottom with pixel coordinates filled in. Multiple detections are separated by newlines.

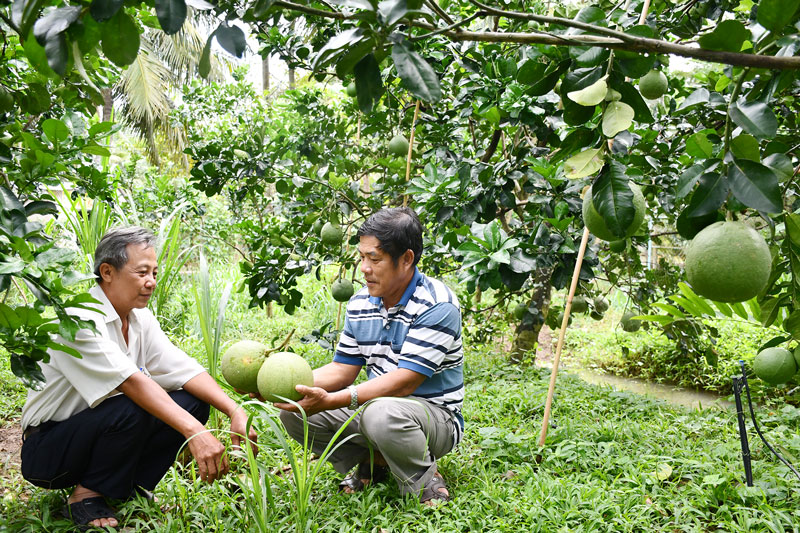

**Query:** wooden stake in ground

left=403, top=100, right=421, bottom=207
left=538, top=226, right=591, bottom=446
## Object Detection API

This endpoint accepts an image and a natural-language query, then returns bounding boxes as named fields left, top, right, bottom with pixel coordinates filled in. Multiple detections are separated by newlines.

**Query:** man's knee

left=169, top=390, right=210, bottom=425
left=279, top=410, right=303, bottom=440
left=360, top=400, right=407, bottom=445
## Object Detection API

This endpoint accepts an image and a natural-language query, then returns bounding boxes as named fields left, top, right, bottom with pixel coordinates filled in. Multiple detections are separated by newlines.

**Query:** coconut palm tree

left=111, top=11, right=229, bottom=167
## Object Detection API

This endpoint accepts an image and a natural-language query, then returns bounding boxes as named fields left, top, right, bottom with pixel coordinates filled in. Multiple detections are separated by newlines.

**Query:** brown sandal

left=420, top=473, right=450, bottom=504
left=339, top=462, right=389, bottom=492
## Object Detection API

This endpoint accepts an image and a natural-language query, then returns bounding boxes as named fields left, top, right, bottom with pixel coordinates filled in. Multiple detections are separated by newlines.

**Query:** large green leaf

left=22, top=30, right=58, bottom=77
left=313, top=28, right=363, bottom=71
left=591, top=161, right=636, bottom=238
left=685, top=131, right=714, bottom=159
left=783, top=309, right=800, bottom=339
left=698, top=20, right=748, bottom=52
left=198, top=32, right=213, bottom=78
left=676, top=88, right=709, bottom=113
left=522, top=59, right=569, bottom=96
left=100, top=9, right=140, bottom=66
left=334, top=35, right=375, bottom=78
left=684, top=172, right=728, bottom=218
left=32, top=5, right=81, bottom=45
left=215, top=23, right=246, bottom=58
left=155, top=0, right=187, bottom=35
left=617, top=82, right=653, bottom=123
left=90, top=0, right=124, bottom=22
left=564, top=148, right=603, bottom=179
left=42, top=118, right=70, bottom=143
left=730, top=134, right=760, bottom=161
left=12, top=0, right=49, bottom=39
left=561, top=66, right=605, bottom=94
left=43, top=33, right=68, bottom=76
left=567, top=77, right=607, bottom=106
left=391, top=37, right=441, bottom=102
left=676, top=163, right=706, bottom=199
left=602, top=101, right=634, bottom=137
left=354, top=53, right=384, bottom=113
left=32, top=5, right=81, bottom=75
left=378, top=0, right=410, bottom=27
left=727, top=158, right=782, bottom=213
left=729, top=100, right=778, bottom=140
left=757, top=0, right=800, bottom=32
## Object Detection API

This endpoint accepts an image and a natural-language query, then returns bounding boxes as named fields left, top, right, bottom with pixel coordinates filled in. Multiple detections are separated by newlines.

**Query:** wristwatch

left=347, top=385, right=359, bottom=410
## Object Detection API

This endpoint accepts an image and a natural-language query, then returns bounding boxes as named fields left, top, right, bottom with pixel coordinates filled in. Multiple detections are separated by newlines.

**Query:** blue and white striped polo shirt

left=334, top=269, right=465, bottom=435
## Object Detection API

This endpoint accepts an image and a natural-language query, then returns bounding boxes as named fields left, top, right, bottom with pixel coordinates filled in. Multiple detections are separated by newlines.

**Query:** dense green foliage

left=5, top=0, right=800, bottom=382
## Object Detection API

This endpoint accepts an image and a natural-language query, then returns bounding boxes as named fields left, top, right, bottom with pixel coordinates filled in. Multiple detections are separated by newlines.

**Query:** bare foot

left=68, top=485, right=118, bottom=529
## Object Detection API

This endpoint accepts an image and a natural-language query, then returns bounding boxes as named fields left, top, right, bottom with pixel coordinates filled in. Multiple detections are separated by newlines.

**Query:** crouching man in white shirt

left=20, top=226, right=256, bottom=530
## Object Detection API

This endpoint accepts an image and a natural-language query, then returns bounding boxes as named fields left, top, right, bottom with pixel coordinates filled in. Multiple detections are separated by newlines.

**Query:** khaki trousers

left=279, top=396, right=456, bottom=495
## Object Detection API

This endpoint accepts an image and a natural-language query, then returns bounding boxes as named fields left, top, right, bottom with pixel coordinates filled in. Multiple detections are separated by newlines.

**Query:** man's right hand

left=186, top=429, right=228, bottom=482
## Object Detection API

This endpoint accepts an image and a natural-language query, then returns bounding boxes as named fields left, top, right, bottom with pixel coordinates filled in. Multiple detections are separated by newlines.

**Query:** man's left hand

left=273, top=385, right=330, bottom=416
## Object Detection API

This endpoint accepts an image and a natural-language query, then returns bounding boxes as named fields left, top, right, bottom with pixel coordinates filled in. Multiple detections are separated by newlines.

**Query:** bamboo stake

left=403, top=100, right=421, bottom=207
left=538, top=226, right=591, bottom=446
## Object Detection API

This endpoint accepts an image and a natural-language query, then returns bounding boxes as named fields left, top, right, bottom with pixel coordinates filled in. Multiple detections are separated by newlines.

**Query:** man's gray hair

left=93, top=226, right=156, bottom=282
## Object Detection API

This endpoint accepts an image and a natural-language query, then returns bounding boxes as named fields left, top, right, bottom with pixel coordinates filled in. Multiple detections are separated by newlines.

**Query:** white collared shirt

left=21, top=285, right=205, bottom=429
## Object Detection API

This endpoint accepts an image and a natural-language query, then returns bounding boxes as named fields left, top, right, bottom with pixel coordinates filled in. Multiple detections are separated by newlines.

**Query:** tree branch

left=481, top=129, right=502, bottom=163
left=424, top=0, right=456, bottom=27
left=267, top=0, right=800, bottom=70
left=408, top=21, right=800, bottom=70
left=273, top=0, right=347, bottom=20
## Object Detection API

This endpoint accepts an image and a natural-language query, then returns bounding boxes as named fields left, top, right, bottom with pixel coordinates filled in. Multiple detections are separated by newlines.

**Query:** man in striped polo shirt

left=278, top=207, right=463, bottom=505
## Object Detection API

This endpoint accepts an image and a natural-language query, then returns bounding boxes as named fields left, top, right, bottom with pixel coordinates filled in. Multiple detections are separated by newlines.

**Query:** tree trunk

left=262, top=56, right=270, bottom=95
left=510, top=268, right=554, bottom=363
left=102, top=88, right=113, bottom=122
left=288, top=68, right=296, bottom=89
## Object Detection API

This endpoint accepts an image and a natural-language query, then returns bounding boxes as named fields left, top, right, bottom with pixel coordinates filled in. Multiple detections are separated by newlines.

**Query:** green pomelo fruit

left=753, top=347, right=797, bottom=385
left=221, top=340, right=269, bottom=393
left=312, top=219, right=324, bottom=235
left=320, top=222, right=343, bottom=245
left=593, top=296, right=609, bottom=313
left=639, top=70, right=668, bottom=100
left=331, top=278, right=354, bottom=302
left=684, top=221, right=771, bottom=303
left=513, top=303, right=527, bottom=320
left=582, top=183, right=646, bottom=242
left=346, top=82, right=357, bottom=97
left=546, top=310, right=571, bottom=330
left=257, top=351, right=315, bottom=402
left=620, top=311, right=641, bottom=332
left=590, top=310, right=604, bottom=321
left=388, top=134, right=409, bottom=157
left=609, top=240, right=626, bottom=253
left=571, top=295, right=589, bottom=314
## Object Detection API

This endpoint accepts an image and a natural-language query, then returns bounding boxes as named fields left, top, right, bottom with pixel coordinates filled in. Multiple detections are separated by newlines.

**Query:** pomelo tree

left=4, top=0, right=800, bottom=383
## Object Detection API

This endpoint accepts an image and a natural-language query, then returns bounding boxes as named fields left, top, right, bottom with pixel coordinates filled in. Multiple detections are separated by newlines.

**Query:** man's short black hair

left=357, top=207, right=423, bottom=266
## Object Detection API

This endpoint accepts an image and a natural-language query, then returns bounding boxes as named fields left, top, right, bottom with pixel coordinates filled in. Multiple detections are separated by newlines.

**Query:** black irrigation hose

left=739, top=360, right=800, bottom=483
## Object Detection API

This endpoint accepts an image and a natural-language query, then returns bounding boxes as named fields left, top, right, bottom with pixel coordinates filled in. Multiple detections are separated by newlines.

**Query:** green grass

left=3, top=274, right=800, bottom=531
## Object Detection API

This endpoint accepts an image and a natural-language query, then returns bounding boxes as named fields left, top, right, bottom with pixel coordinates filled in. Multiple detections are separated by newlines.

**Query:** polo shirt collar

left=368, top=267, right=421, bottom=309
left=89, top=284, right=122, bottom=324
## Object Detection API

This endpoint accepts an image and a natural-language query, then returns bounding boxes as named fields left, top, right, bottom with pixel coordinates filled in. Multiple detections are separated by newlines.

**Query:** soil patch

left=0, top=422, right=22, bottom=476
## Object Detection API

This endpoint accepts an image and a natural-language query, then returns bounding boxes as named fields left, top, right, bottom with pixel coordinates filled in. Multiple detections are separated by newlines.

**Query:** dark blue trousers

left=21, top=390, right=209, bottom=500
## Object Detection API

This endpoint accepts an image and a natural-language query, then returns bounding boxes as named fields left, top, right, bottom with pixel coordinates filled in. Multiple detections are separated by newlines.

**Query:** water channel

left=559, top=366, right=734, bottom=410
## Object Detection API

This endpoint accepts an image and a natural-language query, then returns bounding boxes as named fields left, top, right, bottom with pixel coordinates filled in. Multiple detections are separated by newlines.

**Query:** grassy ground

left=2, top=275, right=800, bottom=531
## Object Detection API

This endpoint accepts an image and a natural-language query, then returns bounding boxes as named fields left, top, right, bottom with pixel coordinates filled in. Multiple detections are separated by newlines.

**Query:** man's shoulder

left=412, top=273, right=460, bottom=311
